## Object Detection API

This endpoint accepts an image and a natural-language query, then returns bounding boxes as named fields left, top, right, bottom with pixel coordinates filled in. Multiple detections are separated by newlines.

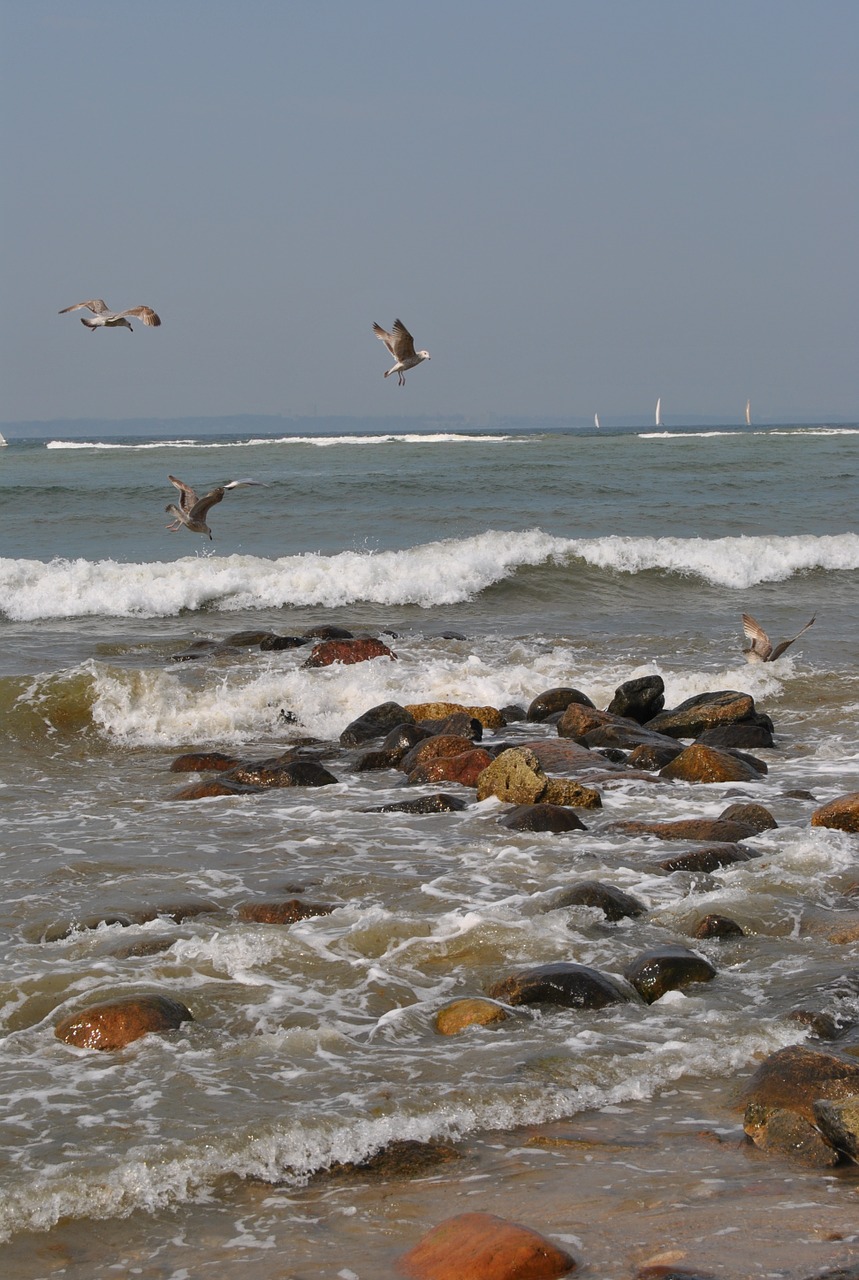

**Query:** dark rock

left=488, top=962, right=630, bottom=1010
left=646, top=690, right=757, bottom=739
left=374, top=793, right=468, bottom=814
left=696, top=720, right=774, bottom=749
left=171, top=777, right=259, bottom=800
left=786, top=1010, right=844, bottom=1041
left=325, top=1138, right=461, bottom=1182
left=259, top=634, right=307, bottom=650
left=396, top=1211, right=577, bottom=1280
left=553, top=880, right=646, bottom=921
left=636, top=1269, right=717, bottom=1280
left=417, top=712, right=483, bottom=741
left=339, top=702, right=415, bottom=746
left=436, top=630, right=467, bottom=640
left=238, top=899, right=334, bottom=925
left=499, top=703, right=528, bottom=723
left=624, top=945, right=716, bottom=1003
left=719, top=802, right=778, bottom=832
left=610, top=818, right=758, bottom=843
left=355, top=748, right=406, bottom=771
left=812, top=793, right=859, bottom=833
left=222, top=630, right=277, bottom=648
left=597, top=747, right=628, bottom=764
left=584, top=721, right=681, bottom=752
left=740, top=1045, right=859, bottom=1125
left=743, top=1103, right=840, bottom=1167
left=693, top=914, right=745, bottom=939
left=527, top=687, right=595, bottom=722
left=55, top=994, right=194, bottom=1051
left=382, top=722, right=431, bottom=753
left=627, top=743, right=683, bottom=771
left=813, top=1097, right=859, bottom=1160
left=659, top=743, right=765, bottom=783
left=169, top=639, right=217, bottom=662
left=658, top=843, right=755, bottom=873
left=498, top=803, right=587, bottom=833
left=169, top=750, right=241, bottom=772
left=226, top=760, right=339, bottom=788
left=304, top=625, right=354, bottom=639
left=302, top=637, right=397, bottom=668
left=606, top=675, right=665, bottom=724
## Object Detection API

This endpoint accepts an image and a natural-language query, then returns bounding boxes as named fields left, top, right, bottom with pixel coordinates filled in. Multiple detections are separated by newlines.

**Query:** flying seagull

left=165, top=475, right=266, bottom=540
left=373, top=319, right=430, bottom=386
left=741, top=612, right=816, bottom=663
left=59, top=299, right=161, bottom=332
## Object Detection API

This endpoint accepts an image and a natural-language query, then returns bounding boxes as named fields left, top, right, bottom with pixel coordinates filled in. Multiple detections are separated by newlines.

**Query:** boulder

left=339, top=702, right=415, bottom=746
left=417, top=712, right=483, bottom=740
left=658, top=843, right=755, bottom=873
left=696, top=721, right=774, bottom=749
left=405, top=702, right=506, bottom=731
left=740, top=1045, right=859, bottom=1125
left=435, top=999, right=511, bottom=1035
left=396, top=1211, right=576, bottom=1280
left=811, top=793, right=859, bottom=833
left=627, top=744, right=683, bottom=771
left=693, top=914, right=745, bottom=939
left=541, top=778, right=602, bottom=809
left=523, top=739, right=607, bottom=775
left=624, top=946, right=716, bottom=1004
left=719, top=801, right=778, bottom=832
left=169, top=750, right=241, bottom=773
left=171, top=777, right=259, bottom=800
left=645, top=691, right=757, bottom=739
left=237, top=899, right=334, bottom=925
left=610, top=818, right=758, bottom=843
left=226, top=760, right=339, bottom=788
left=743, top=1103, right=840, bottom=1166
left=304, top=624, right=354, bottom=639
left=374, top=793, right=468, bottom=814
left=302, top=637, right=396, bottom=668
left=813, top=1098, right=859, bottom=1160
left=606, top=675, right=665, bottom=724
left=407, top=748, right=494, bottom=787
left=658, top=743, right=764, bottom=784
left=476, top=748, right=548, bottom=805
left=556, top=703, right=619, bottom=741
left=487, top=962, right=630, bottom=1010
left=498, top=803, right=587, bottom=833
left=400, top=735, right=478, bottom=773
left=259, top=634, right=307, bottom=650
left=583, top=720, right=680, bottom=752
left=527, top=687, right=595, bottom=722
left=55, top=994, right=194, bottom=1051
left=553, top=881, right=646, bottom=921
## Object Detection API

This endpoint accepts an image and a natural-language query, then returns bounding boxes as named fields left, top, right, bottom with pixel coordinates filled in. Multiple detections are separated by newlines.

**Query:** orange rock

left=405, top=702, right=506, bottom=731
left=397, top=1211, right=576, bottom=1279
left=435, top=999, right=510, bottom=1035
left=302, top=638, right=397, bottom=668
left=237, top=899, right=334, bottom=925
left=55, top=994, right=193, bottom=1051
left=408, top=749, right=494, bottom=787
left=811, top=792, right=859, bottom=833
left=659, top=743, right=763, bottom=783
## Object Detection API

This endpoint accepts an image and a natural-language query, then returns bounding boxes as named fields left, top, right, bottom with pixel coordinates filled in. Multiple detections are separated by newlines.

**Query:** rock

left=740, top=1045, right=859, bottom=1125
left=527, top=687, right=595, bottom=722
left=170, top=639, right=218, bottom=662
left=171, top=777, right=259, bottom=800
left=610, top=818, right=758, bottom=843
left=304, top=624, right=354, bottom=639
left=584, top=720, right=681, bottom=752
left=786, top=1010, right=845, bottom=1041
left=498, top=803, right=588, bottom=833
left=259, top=634, right=307, bottom=650
left=646, top=691, right=758, bottom=739
left=658, top=843, right=755, bottom=873
left=624, top=946, right=716, bottom=1004
left=812, top=793, right=859, bottom=833
left=627, top=744, right=683, bottom=771
left=476, top=748, right=547, bottom=805
left=719, top=801, right=778, bottom=832
left=499, top=703, right=528, bottom=723
left=169, top=750, right=242, bottom=773
left=326, top=1139, right=460, bottom=1183
left=636, top=1268, right=718, bottom=1280
left=237, top=899, right=334, bottom=925
left=524, top=739, right=606, bottom=775
left=226, top=760, right=339, bottom=788
left=400, top=735, right=478, bottom=773
left=435, top=998, right=511, bottom=1035
left=541, top=778, right=602, bottom=809
left=406, top=702, right=506, bottom=731
left=556, top=703, right=618, bottom=741
left=693, top=914, right=745, bottom=939
left=339, top=702, right=415, bottom=746
left=408, top=749, right=494, bottom=788
left=383, top=722, right=432, bottom=753
left=302, top=637, right=396, bottom=668
left=396, top=1211, right=577, bottom=1280
left=696, top=720, right=775, bottom=749
left=813, top=1097, right=859, bottom=1160
left=418, top=712, right=483, bottom=740
left=221, top=629, right=277, bottom=648
left=658, top=743, right=764, bottom=783
left=356, top=747, right=407, bottom=771
left=553, top=881, right=646, bottom=921
left=55, top=994, right=194, bottom=1051
left=374, top=793, right=468, bottom=814
left=743, top=1103, right=840, bottom=1167
left=487, top=962, right=630, bottom=1010
left=606, top=675, right=665, bottom=724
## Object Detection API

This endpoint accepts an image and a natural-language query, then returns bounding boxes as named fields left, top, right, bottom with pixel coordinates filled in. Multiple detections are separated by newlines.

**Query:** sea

left=1, top=421, right=858, bottom=1279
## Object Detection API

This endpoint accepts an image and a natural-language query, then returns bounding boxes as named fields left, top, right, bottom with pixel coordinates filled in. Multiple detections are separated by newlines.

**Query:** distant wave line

left=44, top=432, right=517, bottom=451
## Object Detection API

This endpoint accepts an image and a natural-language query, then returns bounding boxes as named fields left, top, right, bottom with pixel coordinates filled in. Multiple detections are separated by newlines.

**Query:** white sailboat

left=594, top=413, right=601, bottom=430
left=0, top=432, right=7, bottom=447
left=745, top=399, right=751, bottom=427
left=655, top=397, right=663, bottom=428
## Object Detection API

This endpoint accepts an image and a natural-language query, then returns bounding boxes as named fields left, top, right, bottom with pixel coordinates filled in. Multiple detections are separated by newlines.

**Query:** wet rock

left=222, top=629, right=278, bottom=648
left=407, top=748, right=494, bottom=788
left=827, top=918, right=859, bottom=944
left=259, top=634, right=307, bottom=650
left=226, top=760, right=339, bottom=788
left=541, top=778, right=602, bottom=809
left=719, top=801, right=778, bottom=832
left=597, top=747, right=628, bottom=764
left=527, top=687, right=595, bottom=722
left=646, top=690, right=758, bottom=739
left=405, top=701, right=506, bottom=731
left=524, top=739, right=606, bottom=775
left=556, top=703, right=618, bottom=741
left=169, top=750, right=242, bottom=773
left=696, top=720, right=774, bottom=749
left=498, top=803, right=588, bottom=833
left=171, top=777, right=259, bottom=800
left=627, top=743, right=683, bottom=771
left=400, top=734, right=478, bottom=773
left=383, top=723, right=432, bottom=753
left=812, top=793, right=859, bottom=833
left=374, top=793, right=468, bottom=814
left=435, top=998, right=511, bottom=1035
left=786, top=1010, right=844, bottom=1041
left=499, top=703, right=528, bottom=723
left=418, top=712, right=483, bottom=740
left=814, top=1097, right=859, bottom=1160
left=237, top=899, right=334, bottom=925
left=475, top=747, right=547, bottom=805
left=55, top=993, right=194, bottom=1051
left=583, top=720, right=680, bottom=752
left=304, top=624, right=354, bottom=639
left=743, top=1103, right=840, bottom=1167
left=488, top=962, right=630, bottom=1010
left=302, top=637, right=397, bottom=668
left=339, top=701, right=415, bottom=746
left=610, top=817, right=758, bottom=843
left=327, top=1138, right=461, bottom=1183
left=658, top=843, right=755, bottom=873
left=553, top=880, right=646, bottom=921
left=396, top=1211, right=577, bottom=1280
left=42, top=913, right=135, bottom=941
left=624, top=945, right=716, bottom=1003
left=636, top=1268, right=718, bottom=1280
left=693, top=914, right=745, bottom=939
left=169, top=639, right=218, bottom=662
left=355, top=747, right=407, bottom=771
left=740, top=1045, right=859, bottom=1125
left=606, top=675, right=665, bottom=724
left=658, top=743, right=765, bottom=783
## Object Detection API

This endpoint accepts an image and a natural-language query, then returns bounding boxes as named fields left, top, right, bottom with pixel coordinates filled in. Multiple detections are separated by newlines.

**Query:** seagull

left=59, top=299, right=161, bottom=332
left=741, top=612, right=816, bottom=663
left=373, top=319, right=430, bottom=386
left=165, top=475, right=267, bottom=540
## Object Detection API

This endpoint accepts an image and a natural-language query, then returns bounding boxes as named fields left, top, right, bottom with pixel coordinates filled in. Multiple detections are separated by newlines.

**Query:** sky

left=1, top=1, right=857, bottom=426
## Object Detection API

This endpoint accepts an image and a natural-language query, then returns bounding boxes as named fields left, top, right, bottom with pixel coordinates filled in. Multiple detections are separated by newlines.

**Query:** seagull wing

left=741, top=613, right=772, bottom=660
left=168, top=475, right=198, bottom=513
left=115, top=306, right=161, bottom=327
left=222, top=478, right=268, bottom=491
left=769, top=615, right=816, bottom=661
left=188, top=486, right=228, bottom=520
left=59, top=299, right=111, bottom=316
left=373, top=322, right=396, bottom=358
left=389, top=319, right=417, bottom=360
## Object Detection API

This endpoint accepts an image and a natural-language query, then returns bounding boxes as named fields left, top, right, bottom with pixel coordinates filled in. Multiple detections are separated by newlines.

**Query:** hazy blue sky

left=2, top=1, right=856, bottom=425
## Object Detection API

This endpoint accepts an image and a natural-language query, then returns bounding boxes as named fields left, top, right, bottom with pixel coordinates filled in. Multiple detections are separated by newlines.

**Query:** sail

left=0, top=432, right=7, bottom=447
left=745, top=400, right=751, bottom=426
left=594, top=413, right=600, bottom=430
left=655, top=398, right=662, bottom=427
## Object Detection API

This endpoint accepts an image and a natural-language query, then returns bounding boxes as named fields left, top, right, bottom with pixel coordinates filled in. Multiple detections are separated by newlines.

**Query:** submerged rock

left=553, top=880, right=646, bottom=921
left=488, top=962, right=630, bottom=1010
left=237, top=899, right=334, bottom=925
left=624, top=945, right=716, bottom=1004
left=55, top=994, right=194, bottom=1051
left=658, top=843, right=755, bottom=873
left=435, top=998, right=511, bottom=1035
left=396, top=1211, right=577, bottom=1280
left=741, top=1045, right=859, bottom=1125
left=302, top=637, right=397, bottom=668
left=373, top=793, right=468, bottom=814
left=693, top=914, right=745, bottom=939
left=498, top=803, right=587, bottom=833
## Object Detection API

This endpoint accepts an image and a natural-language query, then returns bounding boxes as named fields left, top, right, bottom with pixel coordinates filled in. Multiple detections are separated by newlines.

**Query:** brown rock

left=339, top=701, right=415, bottom=746
left=476, top=748, right=548, bottom=805
left=814, top=1097, right=859, bottom=1160
left=740, top=1045, right=859, bottom=1125
left=624, top=946, right=716, bottom=1004
left=524, top=739, right=608, bottom=775
left=553, top=881, right=646, bottom=921
left=627, top=743, right=683, bottom=771
left=584, top=721, right=681, bottom=752
left=541, top=778, right=602, bottom=809
left=659, top=743, right=764, bottom=783
left=658, top=843, right=755, bottom=873
left=400, top=734, right=478, bottom=772
left=227, top=760, right=339, bottom=788
left=237, top=899, right=334, bottom=925
left=396, top=1211, right=577, bottom=1279
left=743, top=1103, right=840, bottom=1166
left=408, top=748, right=494, bottom=787
left=169, top=751, right=241, bottom=773
left=527, top=687, right=595, bottom=722
left=610, top=817, right=757, bottom=842
left=171, top=777, right=258, bottom=800
left=488, top=962, right=630, bottom=1010
left=374, top=793, right=468, bottom=814
left=498, top=803, right=587, bottom=833
left=326, top=1139, right=460, bottom=1182
left=811, top=792, right=859, bottom=833
left=435, top=998, right=511, bottom=1035
left=693, top=914, right=745, bottom=939
left=55, top=994, right=194, bottom=1051
left=645, top=690, right=757, bottom=739
left=556, top=703, right=616, bottom=741
left=302, top=637, right=396, bottom=668
left=405, top=702, right=506, bottom=731
left=719, top=801, right=778, bottom=832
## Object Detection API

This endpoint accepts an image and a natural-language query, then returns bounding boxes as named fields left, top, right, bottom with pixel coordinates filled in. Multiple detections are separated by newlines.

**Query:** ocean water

left=1, top=422, right=859, bottom=1277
